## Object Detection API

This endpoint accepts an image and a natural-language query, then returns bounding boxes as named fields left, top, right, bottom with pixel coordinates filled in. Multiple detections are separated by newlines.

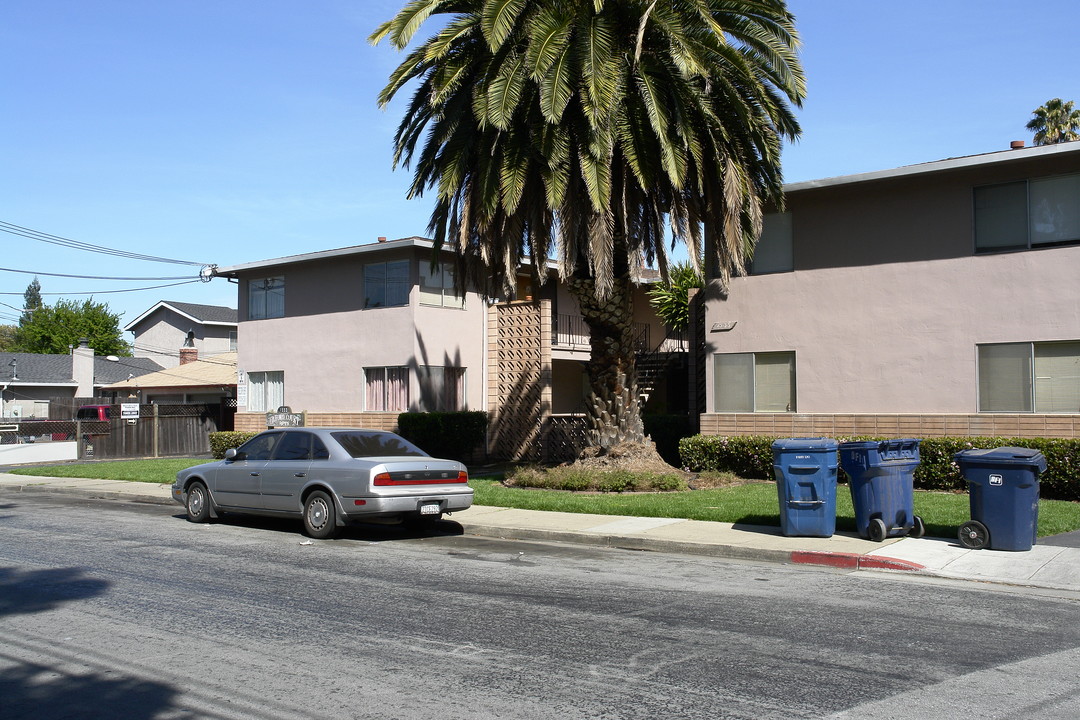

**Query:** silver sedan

left=172, top=427, right=473, bottom=538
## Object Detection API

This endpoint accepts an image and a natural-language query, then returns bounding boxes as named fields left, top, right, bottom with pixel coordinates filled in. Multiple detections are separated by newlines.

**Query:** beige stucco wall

left=129, top=307, right=235, bottom=369
left=235, top=247, right=486, bottom=414
left=706, top=247, right=1080, bottom=413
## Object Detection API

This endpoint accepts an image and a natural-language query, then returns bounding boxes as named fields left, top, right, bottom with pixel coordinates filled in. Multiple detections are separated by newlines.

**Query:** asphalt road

left=2, top=494, right=1079, bottom=720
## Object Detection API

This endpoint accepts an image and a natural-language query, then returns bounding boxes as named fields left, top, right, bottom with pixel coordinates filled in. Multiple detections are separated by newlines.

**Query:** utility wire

left=0, top=220, right=210, bottom=267
left=0, top=280, right=202, bottom=296
left=0, top=266, right=196, bottom=281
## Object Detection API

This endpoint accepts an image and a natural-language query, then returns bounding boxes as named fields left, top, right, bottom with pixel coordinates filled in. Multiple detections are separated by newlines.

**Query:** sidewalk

left=2, top=472, right=1077, bottom=594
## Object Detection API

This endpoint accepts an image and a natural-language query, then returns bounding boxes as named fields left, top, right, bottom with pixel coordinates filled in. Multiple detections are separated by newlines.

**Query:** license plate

left=420, top=503, right=441, bottom=515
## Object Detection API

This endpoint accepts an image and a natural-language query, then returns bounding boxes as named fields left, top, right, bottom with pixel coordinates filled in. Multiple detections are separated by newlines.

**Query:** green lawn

left=468, top=474, right=1080, bottom=538
left=11, top=459, right=1079, bottom=538
left=9, top=458, right=210, bottom=484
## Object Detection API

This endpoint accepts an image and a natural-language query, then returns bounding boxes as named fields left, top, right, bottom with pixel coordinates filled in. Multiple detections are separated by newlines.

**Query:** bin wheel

left=910, top=515, right=926, bottom=539
left=958, top=520, right=989, bottom=550
left=868, top=518, right=888, bottom=542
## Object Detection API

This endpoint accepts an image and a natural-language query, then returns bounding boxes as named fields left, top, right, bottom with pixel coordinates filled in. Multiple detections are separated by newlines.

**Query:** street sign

left=121, top=403, right=140, bottom=419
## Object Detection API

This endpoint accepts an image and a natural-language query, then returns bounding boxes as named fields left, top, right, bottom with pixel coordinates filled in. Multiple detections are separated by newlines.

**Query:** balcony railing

left=554, top=314, right=652, bottom=351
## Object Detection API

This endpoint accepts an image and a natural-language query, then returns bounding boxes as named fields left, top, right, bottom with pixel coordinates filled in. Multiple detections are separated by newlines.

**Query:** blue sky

left=1, top=0, right=1076, bottom=328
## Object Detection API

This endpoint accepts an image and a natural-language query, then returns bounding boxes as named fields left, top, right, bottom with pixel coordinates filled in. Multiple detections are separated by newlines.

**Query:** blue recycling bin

left=838, top=439, right=924, bottom=542
left=954, top=447, right=1045, bottom=551
left=772, top=438, right=838, bottom=537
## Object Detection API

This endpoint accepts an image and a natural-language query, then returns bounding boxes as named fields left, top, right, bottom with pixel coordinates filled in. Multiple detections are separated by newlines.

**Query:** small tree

left=21, top=277, right=42, bottom=326
left=0, top=325, right=15, bottom=351
left=1027, top=98, right=1080, bottom=146
left=646, top=262, right=704, bottom=332
left=12, top=298, right=131, bottom=356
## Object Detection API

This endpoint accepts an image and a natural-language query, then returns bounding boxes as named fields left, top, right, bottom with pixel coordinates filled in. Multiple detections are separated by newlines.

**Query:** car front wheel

left=186, top=481, right=211, bottom=523
left=303, top=490, right=339, bottom=539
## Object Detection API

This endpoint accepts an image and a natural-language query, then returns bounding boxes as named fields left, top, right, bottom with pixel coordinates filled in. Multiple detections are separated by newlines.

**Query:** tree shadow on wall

left=489, top=370, right=546, bottom=462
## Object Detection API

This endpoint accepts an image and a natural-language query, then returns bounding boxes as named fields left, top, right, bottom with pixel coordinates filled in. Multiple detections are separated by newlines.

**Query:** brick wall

left=698, top=413, right=1080, bottom=439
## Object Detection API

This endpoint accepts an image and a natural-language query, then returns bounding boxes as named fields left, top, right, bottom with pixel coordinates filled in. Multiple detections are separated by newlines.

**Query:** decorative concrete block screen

left=488, top=301, right=552, bottom=461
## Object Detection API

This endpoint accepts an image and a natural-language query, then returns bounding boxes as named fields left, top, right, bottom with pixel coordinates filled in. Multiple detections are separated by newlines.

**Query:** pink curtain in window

left=387, top=367, right=408, bottom=411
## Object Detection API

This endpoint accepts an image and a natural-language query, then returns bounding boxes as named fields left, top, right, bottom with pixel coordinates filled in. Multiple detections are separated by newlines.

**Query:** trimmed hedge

left=209, top=431, right=258, bottom=459
left=679, top=434, right=1080, bottom=502
left=397, top=411, right=488, bottom=463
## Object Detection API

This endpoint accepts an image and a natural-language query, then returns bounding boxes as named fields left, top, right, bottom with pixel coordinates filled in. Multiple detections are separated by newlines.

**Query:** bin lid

left=954, top=446, right=1047, bottom=472
left=772, top=437, right=838, bottom=452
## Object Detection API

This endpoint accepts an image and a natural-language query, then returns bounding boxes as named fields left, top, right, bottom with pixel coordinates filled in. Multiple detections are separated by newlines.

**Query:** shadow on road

left=0, top=566, right=110, bottom=617
left=0, top=659, right=178, bottom=720
left=170, top=511, right=466, bottom=542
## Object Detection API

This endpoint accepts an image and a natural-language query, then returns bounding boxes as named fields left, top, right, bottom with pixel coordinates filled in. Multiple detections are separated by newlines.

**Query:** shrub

left=209, top=431, right=258, bottom=459
left=397, top=411, right=488, bottom=462
left=679, top=434, right=1080, bottom=501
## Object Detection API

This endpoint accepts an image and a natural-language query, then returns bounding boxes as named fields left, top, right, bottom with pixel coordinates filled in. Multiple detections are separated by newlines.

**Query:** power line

left=0, top=266, right=196, bottom=281
left=0, top=280, right=203, bottom=296
left=0, top=220, right=210, bottom=267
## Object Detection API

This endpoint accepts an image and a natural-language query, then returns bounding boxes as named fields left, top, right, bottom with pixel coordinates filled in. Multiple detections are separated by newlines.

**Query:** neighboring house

left=698, top=140, right=1080, bottom=439
left=102, top=351, right=237, bottom=405
left=0, top=340, right=163, bottom=418
left=213, top=236, right=682, bottom=458
left=124, top=300, right=238, bottom=369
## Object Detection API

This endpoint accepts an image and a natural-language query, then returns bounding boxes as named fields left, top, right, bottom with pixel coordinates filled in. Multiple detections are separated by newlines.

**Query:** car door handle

left=294, top=473, right=306, bottom=478
left=250, top=472, right=260, bottom=477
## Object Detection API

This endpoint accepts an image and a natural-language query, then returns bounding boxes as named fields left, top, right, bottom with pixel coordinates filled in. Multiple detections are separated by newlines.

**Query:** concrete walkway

left=2, top=472, right=1078, bottom=594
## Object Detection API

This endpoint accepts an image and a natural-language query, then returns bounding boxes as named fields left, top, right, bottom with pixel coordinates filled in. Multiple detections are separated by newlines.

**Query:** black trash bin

left=954, top=447, right=1046, bottom=551
left=772, top=438, right=838, bottom=537
left=839, top=439, right=924, bottom=542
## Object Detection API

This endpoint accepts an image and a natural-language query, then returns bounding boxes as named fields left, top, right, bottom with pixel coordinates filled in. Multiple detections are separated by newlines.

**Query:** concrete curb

left=0, top=483, right=175, bottom=506
left=791, top=550, right=925, bottom=572
left=456, top=523, right=797, bottom=565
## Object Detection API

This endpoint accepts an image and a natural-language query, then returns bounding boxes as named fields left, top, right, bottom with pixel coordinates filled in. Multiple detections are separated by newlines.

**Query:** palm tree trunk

left=563, top=273, right=646, bottom=450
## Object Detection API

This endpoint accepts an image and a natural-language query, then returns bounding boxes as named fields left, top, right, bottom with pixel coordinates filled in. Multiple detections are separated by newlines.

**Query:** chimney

left=180, top=347, right=199, bottom=365
left=1010, top=140, right=1025, bottom=150
left=377, top=236, right=387, bottom=243
left=72, top=338, right=95, bottom=397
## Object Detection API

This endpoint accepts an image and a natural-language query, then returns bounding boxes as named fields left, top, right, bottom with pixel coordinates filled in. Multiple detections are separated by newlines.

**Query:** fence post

left=76, top=420, right=84, bottom=459
left=153, top=404, right=160, bottom=458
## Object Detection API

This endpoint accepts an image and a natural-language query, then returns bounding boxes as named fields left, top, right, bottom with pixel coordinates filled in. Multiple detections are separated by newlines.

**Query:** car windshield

left=331, top=431, right=429, bottom=458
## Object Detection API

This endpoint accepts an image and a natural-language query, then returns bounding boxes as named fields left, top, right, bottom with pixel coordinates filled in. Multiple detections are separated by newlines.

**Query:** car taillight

left=373, top=471, right=469, bottom=486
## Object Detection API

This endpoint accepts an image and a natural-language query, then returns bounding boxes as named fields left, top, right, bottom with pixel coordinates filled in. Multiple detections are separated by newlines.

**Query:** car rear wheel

left=186, top=482, right=211, bottom=523
left=303, top=490, right=339, bottom=539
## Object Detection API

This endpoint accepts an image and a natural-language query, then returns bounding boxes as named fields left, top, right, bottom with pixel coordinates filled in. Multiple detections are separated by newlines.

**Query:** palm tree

left=372, top=0, right=804, bottom=451
left=1027, top=98, right=1080, bottom=146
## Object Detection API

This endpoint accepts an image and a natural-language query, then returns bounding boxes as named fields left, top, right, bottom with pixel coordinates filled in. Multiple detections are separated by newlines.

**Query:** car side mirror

left=225, top=448, right=239, bottom=461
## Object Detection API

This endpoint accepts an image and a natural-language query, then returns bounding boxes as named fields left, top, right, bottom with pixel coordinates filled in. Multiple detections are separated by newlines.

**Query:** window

left=365, top=367, right=409, bottom=411
left=332, top=430, right=427, bottom=458
left=235, top=432, right=280, bottom=461
left=271, top=431, right=329, bottom=461
left=975, top=173, right=1080, bottom=251
left=751, top=212, right=794, bottom=274
left=417, top=366, right=466, bottom=411
left=419, top=260, right=465, bottom=308
left=249, top=277, right=285, bottom=319
left=247, top=371, right=284, bottom=412
left=978, top=342, right=1080, bottom=413
left=229, top=331, right=238, bottom=352
left=713, top=352, right=795, bottom=412
left=364, top=260, right=409, bottom=308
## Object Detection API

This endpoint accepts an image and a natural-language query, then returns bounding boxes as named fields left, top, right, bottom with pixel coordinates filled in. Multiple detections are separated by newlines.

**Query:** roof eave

left=214, top=237, right=436, bottom=277
left=784, top=142, right=1080, bottom=194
